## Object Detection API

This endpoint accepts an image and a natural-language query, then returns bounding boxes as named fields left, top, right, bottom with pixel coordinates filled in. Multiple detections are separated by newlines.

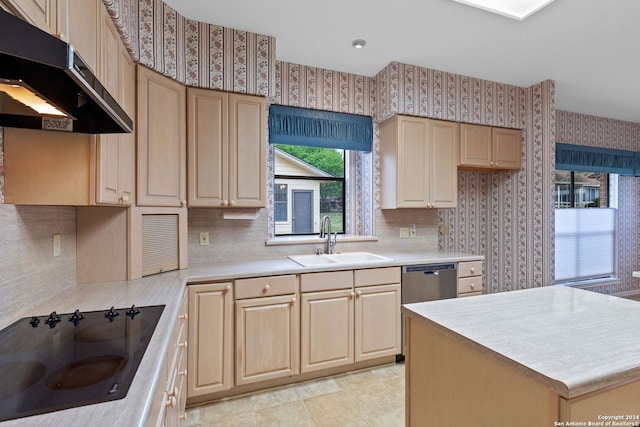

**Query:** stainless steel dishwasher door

left=400, top=263, right=458, bottom=358
left=401, top=263, right=458, bottom=304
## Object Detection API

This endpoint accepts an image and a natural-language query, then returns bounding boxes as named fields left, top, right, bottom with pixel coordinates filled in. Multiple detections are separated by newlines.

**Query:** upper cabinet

left=137, top=66, right=187, bottom=207
left=187, top=88, right=266, bottom=208
left=379, top=115, right=458, bottom=209
left=3, top=0, right=59, bottom=36
left=2, top=1, right=135, bottom=206
left=459, top=123, right=522, bottom=171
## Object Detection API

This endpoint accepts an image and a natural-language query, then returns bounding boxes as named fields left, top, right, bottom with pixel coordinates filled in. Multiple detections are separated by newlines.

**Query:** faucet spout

left=319, top=215, right=336, bottom=254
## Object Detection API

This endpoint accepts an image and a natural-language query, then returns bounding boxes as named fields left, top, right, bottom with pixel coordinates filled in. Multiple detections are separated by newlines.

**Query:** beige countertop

left=1, top=250, right=481, bottom=426
left=403, top=285, right=640, bottom=399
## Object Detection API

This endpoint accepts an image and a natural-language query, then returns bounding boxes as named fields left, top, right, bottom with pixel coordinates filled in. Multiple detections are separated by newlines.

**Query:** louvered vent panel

left=141, top=214, right=179, bottom=276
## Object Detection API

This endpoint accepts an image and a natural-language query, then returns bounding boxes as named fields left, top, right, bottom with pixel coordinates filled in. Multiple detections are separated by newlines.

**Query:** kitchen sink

left=288, top=252, right=392, bottom=267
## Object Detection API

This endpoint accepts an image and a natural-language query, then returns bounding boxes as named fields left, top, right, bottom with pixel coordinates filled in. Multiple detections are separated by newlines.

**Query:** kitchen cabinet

left=187, top=282, right=234, bottom=397
left=137, top=65, right=187, bottom=207
left=300, top=267, right=401, bottom=373
left=459, top=123, right=522, bottom=170
left=3, top=2, right=136, bottom=206
left=66, top=0, right=98, bottom=73
left=300, top=271, right=355, bottom=373
left=354, top=268, right=402, bottom=361
left=187, top=88, right=267, bottom=208
left=3, top=0, right=59, bottom=36
left=148, top=291, right=188, bottom=427
left=234, top=275, right=299, bottom=386
left=457, top=260, right=483, bottom=297
left=96, top=10, right=136, bottom=206
left=379, top=115, right=458, bottom=209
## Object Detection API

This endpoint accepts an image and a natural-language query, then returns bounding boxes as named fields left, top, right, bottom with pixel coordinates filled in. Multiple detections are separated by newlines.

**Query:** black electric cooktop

left=0, top=305, right=164, bottom=422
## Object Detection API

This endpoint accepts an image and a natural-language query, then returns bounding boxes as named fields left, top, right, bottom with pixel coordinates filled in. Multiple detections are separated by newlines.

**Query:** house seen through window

left=274, top=146, right=345, bottom=236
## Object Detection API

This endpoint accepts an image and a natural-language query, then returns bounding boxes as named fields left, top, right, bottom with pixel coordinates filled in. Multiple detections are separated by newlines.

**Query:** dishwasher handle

left=423, top=270, right=439, bottom=276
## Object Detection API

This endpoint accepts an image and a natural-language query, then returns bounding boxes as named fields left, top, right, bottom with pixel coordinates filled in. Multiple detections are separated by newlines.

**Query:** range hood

left=0, top=8, right=133, bottom=134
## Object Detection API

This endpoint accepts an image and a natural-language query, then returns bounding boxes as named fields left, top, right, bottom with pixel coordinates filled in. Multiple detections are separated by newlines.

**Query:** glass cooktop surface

left=0, top=304, right=164, bottom=422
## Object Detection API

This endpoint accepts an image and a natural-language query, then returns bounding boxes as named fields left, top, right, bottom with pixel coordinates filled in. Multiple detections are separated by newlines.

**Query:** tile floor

left=183, top=363, right=405, bottom=427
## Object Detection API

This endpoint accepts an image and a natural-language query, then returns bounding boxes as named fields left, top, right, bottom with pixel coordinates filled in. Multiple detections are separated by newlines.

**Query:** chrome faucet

left=319, top=215, right=337, bottom=254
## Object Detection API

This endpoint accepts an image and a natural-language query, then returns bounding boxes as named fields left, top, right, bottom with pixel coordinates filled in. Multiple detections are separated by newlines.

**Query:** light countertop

left=1, top=250, right=482, bottom=426
left=403, top=285, right=640, bottom=399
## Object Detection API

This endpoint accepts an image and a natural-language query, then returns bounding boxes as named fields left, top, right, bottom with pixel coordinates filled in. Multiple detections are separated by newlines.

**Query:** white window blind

left=555, top=208, right=615, bottom=282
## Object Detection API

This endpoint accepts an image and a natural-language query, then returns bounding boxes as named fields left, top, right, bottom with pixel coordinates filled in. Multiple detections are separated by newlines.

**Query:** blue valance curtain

left=556, top=143, right=640, bottom=176
left=269, top=105, right=373, bottom=152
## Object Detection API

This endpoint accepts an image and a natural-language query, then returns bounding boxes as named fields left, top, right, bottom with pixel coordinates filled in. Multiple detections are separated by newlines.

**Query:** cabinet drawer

left=354, top=267, right=401, bottom=287
left=300, top=270, right=353, bottom=292
left=235, top=275, right=297, bottom=299
left=458, top=277, right=482, bottom=294
left=458, top=261, right=483, bottom=278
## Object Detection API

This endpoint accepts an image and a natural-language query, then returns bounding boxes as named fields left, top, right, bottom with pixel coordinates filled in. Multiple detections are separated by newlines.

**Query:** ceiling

left=161, top=0, right=640, bottom=123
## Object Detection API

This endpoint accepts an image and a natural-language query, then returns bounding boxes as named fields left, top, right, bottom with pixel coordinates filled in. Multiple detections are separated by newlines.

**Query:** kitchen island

left=403, top=286, right=640, bottom=427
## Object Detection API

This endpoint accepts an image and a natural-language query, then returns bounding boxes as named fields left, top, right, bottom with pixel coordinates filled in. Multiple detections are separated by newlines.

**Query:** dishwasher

left=399, top=263, right=458, bottom=358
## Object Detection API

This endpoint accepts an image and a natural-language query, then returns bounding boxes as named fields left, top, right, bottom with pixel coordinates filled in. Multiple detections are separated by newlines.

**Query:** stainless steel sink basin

left=288, top=252, right=392, bottom=267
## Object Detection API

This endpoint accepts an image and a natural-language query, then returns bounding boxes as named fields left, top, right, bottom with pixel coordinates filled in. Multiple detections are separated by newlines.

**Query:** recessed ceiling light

left=450, top=0, right=556, bottom=20
left=351, top=39, right=366, bottom=49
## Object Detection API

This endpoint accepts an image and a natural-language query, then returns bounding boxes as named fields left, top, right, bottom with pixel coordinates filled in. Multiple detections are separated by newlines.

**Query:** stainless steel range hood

left=0, top=8, right=133, bottom=134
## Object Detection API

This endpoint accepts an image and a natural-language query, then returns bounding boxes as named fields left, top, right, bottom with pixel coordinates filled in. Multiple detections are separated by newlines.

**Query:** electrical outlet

left=441, top=224, right=450, bottom=235
left=410, top=224, right=417, bottom=238
left=399, top=227, right=410, bottom=238
left=52, top=234, right=61, bottom=257
left=199, top=232, right=210, bottom=246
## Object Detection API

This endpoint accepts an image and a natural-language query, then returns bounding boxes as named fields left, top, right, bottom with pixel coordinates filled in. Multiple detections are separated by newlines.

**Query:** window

left=553, top=171, right=609, bottom=208
left=274, top=146, right=345, bottom=236
left=268, top=105, right=373, bottom=238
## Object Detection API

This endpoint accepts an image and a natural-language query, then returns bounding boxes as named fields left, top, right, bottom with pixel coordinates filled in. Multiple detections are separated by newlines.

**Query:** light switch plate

left=199, top=232, right=210, bottom=246
left=399, top=227, right=410, bottom=238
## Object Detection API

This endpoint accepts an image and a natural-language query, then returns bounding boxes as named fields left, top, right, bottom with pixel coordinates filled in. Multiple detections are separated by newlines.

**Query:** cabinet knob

left=179, top=414, right=187, bottom=421
left=167, top=387, right=178, bottom=398
left=222, top=200, right=229, bottom=207
left=350, top=292, right=355, bottom=298
left=119, top=196, right=124, bottom=204
left=181, top=199, right=187, bottom=206
left=470, top=268, right=475, bottom=274
left=178, top=341, right=188, bottom=349
left=356, top=290, right=362, bottom=297
left=229, top=200, right=235, bottom=207
left=178, top=313, right=188, bottom=321
left=123, top=194, right=129, bottom=203
left=264, top=284, right=270, bottom=292
left=179, top=369, right=187, bottom=377
left=225, top=285, right=231, bottom=292
left=165, top=395, right=176, bottom=408
left=470, top=283, right=475, bottom=290
left=291, top=297, right=296, bottom=304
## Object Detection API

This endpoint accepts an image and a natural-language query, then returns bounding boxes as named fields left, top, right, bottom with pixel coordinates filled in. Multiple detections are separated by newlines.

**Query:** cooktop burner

left=0, top=304, right=164, bottom=422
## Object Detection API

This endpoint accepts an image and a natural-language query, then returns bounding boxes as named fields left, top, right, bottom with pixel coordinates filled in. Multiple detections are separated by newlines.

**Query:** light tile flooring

left=184, top=363, right=405, bottom=427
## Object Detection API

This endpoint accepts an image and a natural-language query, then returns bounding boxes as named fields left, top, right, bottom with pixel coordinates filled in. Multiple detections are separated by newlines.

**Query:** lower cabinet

left=300, top=271, right=355, bottom=373
left=187, top=282, right=233, bottom=398
left=149, top=290, right=188, bottom=427
left=457, top=260, right=484, bottom=297
left=234, top=275, right=299, bottom=386
left=300, top=268, right=401, bottom=373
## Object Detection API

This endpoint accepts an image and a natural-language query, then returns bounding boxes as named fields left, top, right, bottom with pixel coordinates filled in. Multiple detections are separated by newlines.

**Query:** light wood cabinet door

left=429, top=119, right=458, bottom=208
left=137, top=66, right=187, bottom=207
left=5, top=0, right=58, bottom=35
left=301, top=289, right=354, bottom=373
left=66, top=0, right=98, bottom=73
left=492, top=127, right=522, bottom=170
left=354, top=283, right=401, bottom=362
left=459, top=123, right=522, bottom=170
left=187, top=88, right=227, bottom=207
left=380, top=115, right=458, bottom=209
left=187, top=89, right=266, bottom=208
left=459, top=123, right=492, bottom=168
left=188, top=283, right=234, bottom=397
left=96, top=10, right=135, bottom=205
left=228, top=93, right=266, bottom=207
left=235, top=294, right=299, bottom=385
